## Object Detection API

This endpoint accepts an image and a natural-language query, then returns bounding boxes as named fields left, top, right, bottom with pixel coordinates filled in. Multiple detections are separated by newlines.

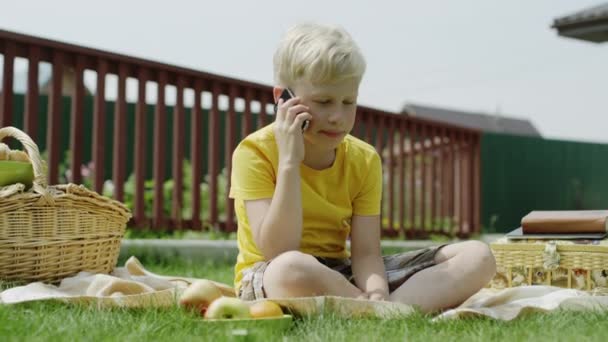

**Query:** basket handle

left=0, top=126, right=49, bottom=195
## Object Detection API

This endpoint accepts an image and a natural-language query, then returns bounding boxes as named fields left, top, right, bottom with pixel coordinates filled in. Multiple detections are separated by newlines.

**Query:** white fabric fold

left=3, top=257, right=608, bottom=320
left=435, top=286, right=608, bottom=320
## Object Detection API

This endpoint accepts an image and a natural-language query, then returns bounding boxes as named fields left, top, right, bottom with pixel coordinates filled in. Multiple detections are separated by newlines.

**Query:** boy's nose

left=327, top=114, right=342, bottom=126
left=327, top=109, right=346, bottom=124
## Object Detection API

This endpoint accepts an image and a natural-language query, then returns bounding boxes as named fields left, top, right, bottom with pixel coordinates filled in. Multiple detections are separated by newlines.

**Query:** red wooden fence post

left=47, top=51, right=64, bottom=186
left=225, top=84, right=238, bottom=232
left=133, top=68, right=148, bottom=228
left=70, top=56, right=85, bottom=185
left=1, top=41, right=15, bottom=127
left=190, top=80, right=204, bottom=230
left=171, top=75, right=186, bottom=227
left=92, top=59, right=107, bottom=192
left=152, top=70, right=168, bottom=229
left=208, top=82, right=220, bottom=230
left=24, top=46, right=40, bottom=141
left=113, top=63, right=129, bottom=202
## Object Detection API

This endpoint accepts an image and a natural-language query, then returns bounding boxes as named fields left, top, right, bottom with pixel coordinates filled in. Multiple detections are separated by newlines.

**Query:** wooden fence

left=0, top=29, right=481, bottom=238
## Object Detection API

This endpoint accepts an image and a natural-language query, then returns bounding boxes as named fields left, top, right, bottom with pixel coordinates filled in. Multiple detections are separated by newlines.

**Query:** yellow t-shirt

left=228, top=123, right=382, bottom=292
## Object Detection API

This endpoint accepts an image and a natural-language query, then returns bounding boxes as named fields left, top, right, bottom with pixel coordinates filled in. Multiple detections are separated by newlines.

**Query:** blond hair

left=273, top=23, right=366, bottom=86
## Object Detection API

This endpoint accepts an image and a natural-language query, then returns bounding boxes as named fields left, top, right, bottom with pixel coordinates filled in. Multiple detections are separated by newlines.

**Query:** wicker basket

left=490, top=237, right=608, bottom=292
left=0, top=126, right=131, bottom=284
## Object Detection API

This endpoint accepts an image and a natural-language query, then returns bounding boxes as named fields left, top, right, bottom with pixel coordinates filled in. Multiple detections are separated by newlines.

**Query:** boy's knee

left=264, top=251, right=319, bottom=290
left=464, top=240, right=496, bottom=279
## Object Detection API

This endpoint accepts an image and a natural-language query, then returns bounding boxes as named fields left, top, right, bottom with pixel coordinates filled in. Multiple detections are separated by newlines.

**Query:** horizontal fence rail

left=0, top=29, right=481, bottom=238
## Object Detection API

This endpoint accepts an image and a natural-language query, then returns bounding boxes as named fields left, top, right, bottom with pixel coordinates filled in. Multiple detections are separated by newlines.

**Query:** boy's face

left=291, top=78, right=359, bottom=150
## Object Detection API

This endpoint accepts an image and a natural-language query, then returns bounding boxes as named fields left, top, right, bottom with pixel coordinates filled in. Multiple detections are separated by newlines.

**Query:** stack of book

left=506, top=210, right=608, bottom=240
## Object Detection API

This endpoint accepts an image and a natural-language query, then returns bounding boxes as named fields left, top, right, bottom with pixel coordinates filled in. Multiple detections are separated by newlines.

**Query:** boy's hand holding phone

left=273, top=88, right=312, bottom=169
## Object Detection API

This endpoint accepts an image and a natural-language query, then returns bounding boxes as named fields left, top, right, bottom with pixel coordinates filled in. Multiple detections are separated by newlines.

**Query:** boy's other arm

left=350, top=214, right=389, bottom=300
left=245, top=165, right=303, bottom=260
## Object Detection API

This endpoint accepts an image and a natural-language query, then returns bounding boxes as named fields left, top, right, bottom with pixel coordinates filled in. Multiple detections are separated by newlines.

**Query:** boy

left=229, top=23, right=496, bottom=313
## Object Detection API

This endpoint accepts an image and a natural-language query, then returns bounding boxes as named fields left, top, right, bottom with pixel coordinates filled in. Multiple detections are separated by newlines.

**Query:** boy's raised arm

left=244, top=95, right=312, bottom=260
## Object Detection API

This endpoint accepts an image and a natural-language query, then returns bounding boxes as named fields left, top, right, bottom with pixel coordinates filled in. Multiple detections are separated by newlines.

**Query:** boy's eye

left=313, top=99, right=356, bottom=105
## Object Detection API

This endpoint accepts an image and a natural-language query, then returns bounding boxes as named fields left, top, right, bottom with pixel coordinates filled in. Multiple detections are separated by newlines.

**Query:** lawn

left=1, top=256, right=608, bottom=341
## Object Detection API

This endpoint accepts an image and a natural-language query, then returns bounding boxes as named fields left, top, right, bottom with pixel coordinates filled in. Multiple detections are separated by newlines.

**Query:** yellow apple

left=0, top=143, right=9, bottom=160
left=204, top=297, right=251, bottom=320
left=249, top=300, right=283, bottom=318
left=179, top=280, right=223, bottom=315
left=8, top=150, right=30, bottom=162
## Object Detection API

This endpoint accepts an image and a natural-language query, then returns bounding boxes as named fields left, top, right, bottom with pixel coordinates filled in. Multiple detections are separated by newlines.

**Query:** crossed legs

left=262, top=241, right=496, bottom=313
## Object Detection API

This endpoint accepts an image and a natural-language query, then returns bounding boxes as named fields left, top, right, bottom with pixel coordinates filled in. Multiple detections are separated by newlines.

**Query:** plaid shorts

left=238, top=244, right=447, bottom=301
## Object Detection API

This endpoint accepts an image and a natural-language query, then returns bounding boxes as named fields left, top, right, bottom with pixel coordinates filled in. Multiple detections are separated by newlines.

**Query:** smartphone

left=278, top=88, right=310, bottom=132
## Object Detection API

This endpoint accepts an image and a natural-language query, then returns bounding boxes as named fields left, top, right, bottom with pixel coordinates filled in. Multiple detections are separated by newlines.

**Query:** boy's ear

left=272, top=86, right=284, bottom=104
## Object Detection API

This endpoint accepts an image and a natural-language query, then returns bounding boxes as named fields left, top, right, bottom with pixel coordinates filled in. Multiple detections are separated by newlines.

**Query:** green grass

left=123, top=228, right=237, bottom=240
left=2, top=258, right=608, bottom=341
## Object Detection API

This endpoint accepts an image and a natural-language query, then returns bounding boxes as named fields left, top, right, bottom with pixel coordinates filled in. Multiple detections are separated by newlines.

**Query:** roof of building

left=402, top=103, right=541, bottom=137
left=552, top=3, right=608, bottom=43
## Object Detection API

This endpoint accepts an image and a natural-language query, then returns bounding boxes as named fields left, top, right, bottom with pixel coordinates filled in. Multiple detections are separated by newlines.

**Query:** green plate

left=203, top=314, right=293, bottom=330
left=0, top=161, right=34, bottom=188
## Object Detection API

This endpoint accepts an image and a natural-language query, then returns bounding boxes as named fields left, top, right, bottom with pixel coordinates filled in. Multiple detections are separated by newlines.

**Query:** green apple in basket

left=0, top=143, right=34, bottom=188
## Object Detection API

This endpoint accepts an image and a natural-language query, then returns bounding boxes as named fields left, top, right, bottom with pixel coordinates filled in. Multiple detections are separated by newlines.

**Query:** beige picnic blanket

left=2, top=256, right=608, bottom=320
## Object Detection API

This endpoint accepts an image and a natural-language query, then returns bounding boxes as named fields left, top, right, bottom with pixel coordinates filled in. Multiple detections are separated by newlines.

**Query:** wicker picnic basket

left=0, top=126, right=131, bottom=284
left=489, top=237, right=608, bottom=293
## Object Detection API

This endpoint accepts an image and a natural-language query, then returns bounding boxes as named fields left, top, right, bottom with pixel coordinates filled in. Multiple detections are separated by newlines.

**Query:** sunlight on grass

left=2, top=259, right=608, bottom=341
left=2, top=298, right=608, bottom=341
